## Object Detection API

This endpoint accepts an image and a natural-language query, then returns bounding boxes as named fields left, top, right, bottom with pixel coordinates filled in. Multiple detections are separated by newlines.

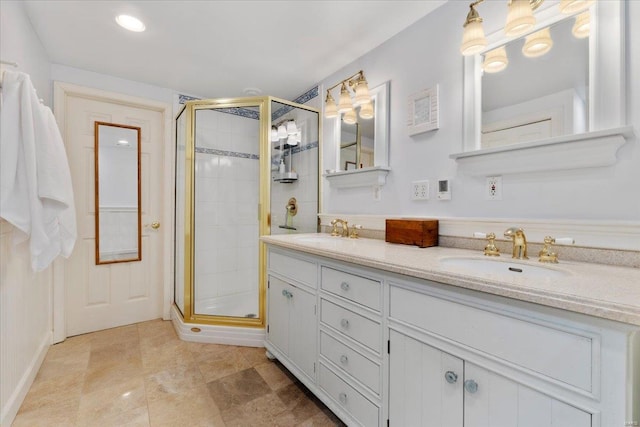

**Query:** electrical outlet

left=486, top=176, right=502, bottom=200
left=412, top=180, right=429, bottom=200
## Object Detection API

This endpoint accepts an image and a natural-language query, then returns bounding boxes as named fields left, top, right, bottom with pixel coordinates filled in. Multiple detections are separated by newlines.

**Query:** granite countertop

left=262, top=233, right=640, bottom=327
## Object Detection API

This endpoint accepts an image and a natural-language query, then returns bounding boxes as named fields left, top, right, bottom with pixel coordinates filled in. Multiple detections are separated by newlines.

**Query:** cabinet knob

left=338, top=392, right=348, bottom=404
left=340, top=282, right=350, bottom=291
left=464, top=379, right=478, bottom=394
left=340, top=355, right=349, bottom=365
left=444, top=371, right=458, bottom=384
left=281, top=289, right=293, bottom=298
left=340, top=318, right=349, bottom=329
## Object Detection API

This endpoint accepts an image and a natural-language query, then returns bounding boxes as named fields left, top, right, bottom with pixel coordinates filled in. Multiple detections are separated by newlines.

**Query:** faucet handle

left=538, top=236, right=573, bottom=264
left=349, top=224, right=363, bottom=239
left=483, top=232, right=500, bottom=257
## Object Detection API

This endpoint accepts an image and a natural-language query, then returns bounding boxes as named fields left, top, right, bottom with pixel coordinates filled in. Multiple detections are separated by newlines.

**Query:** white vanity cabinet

left=264, top=242, right=639, bottom=427
left=265, top=249, right=318, bottom=384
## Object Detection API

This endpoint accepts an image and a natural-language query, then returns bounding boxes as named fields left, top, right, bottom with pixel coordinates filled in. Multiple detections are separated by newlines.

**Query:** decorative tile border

left=179, top=86, right=318, bottom=122
left=195, top=147, right=259, bottom=160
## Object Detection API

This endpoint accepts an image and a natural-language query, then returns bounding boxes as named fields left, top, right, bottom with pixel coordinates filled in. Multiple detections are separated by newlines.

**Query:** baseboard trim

left=1, top=331, right=51, bottom=427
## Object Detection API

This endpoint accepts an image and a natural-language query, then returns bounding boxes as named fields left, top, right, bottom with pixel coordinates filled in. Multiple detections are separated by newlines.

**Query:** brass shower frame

left=177, top=96, right=321, bottom=327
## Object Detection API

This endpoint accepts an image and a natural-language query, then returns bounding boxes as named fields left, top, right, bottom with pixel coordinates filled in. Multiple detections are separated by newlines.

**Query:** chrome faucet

left=504, top=227, right=528, bottom=259
left=330, top=219, right=349, bottom=237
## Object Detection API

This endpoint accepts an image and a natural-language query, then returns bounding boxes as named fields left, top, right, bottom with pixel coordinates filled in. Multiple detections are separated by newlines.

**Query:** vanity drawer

left=268, top=250, right=317, bottom=288
left=390, top=286, right=594, bottom=392
left=319, top=363, right=379, bottom=427
left=321, top=299, right=381, bottom=353
left=321, top=267, right=381, bottom=311
left=320, top=331, right=380, bottom=394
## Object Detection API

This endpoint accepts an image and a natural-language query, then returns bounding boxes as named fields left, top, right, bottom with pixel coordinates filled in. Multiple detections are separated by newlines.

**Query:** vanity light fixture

left=522, top=27, right=553, bottom=57
left=504, top=0, right=537, bottom=37
left=270, top=126, right=279, bottom=142
left=572, top=11, right=590, bottom=39
left=343, top=109, right=357, bottom=125
left=482, top=46, right=509, bottom=73
left=115, top=14, right=146, bottom=32
left=324, top=70, right=373, bottom=120
left=277, top=124, right=288, bottom=139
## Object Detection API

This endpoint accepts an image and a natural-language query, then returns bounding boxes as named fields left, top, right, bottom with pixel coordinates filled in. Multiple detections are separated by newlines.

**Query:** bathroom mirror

left=461, top=2, right=626, bottom=154
left=94, top=122, right=141, bottom=264
left=339, top=117, right=375, bottom=171
left=481, top=17, right=588, bottom=148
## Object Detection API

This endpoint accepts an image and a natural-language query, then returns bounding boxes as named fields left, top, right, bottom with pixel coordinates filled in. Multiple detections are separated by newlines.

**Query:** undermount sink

left=440, top=257, right=571, bottom=279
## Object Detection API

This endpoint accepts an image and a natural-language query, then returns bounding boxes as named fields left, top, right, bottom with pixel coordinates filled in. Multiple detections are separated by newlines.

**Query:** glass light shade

left=353, top=79, right=371, bottom=106
left=522, top=27, right=553, bottom=57
left=277, top=125, right=287, bottom=139
left=337, top=82, right=353, bottom=113
left=325, top=93, right=338, bottom=118
left=359, top=102, right=374, bottom=119
left=572, top=11, right=590, bottom=39
left=460, top=20, right=487, bottom=56
left=343, top=109, right=357, bottom=125
left=286, top=120, right=297, bottom=135
left=270, top=127, right=279, bottom=142
left=287, top=134, right=298, bottom=146
left=559, top=0, right=594, bottom=14
left=504, top=0, right=536, bottom=37
left=483, top=46, right=509, bottom=73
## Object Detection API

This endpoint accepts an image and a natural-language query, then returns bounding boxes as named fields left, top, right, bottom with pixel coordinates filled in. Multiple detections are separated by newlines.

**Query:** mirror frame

left=94, top=121, right=142, bottom=265
left=462, top=1, right=626, bottom=153
left=334, top=81, right=389, bottom=170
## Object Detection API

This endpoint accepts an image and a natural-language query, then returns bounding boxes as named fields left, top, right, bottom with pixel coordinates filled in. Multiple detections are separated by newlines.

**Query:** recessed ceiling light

left=116, top=14, right=145, bottom=32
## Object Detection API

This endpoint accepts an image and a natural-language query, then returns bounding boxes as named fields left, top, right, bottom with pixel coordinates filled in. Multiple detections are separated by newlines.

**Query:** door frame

left=52, top=81, right=173, bottom=343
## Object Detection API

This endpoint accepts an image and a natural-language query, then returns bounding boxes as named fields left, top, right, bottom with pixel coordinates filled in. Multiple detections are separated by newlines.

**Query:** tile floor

left=12, top=319, right=345, bottom=426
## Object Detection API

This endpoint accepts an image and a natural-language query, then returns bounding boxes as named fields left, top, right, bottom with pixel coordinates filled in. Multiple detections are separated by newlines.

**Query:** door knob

left=444, top=371, right=458, bottom=384
left=464, top=379, right=478, bottom=393
left=150, top=221, right=160, bottom=229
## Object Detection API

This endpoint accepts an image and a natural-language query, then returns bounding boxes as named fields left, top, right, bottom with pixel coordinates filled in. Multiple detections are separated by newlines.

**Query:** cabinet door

left=267, top=276, right=290, bottom=355
left=289, top=285, right=317, bottom=379
left=464, top=363, right=591, bottom=427
left=389, top=330, right=463, bottom=427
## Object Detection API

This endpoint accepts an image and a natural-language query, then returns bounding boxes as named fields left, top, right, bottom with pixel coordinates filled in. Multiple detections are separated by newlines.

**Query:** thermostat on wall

left=437, top=179, right=451, bottom=200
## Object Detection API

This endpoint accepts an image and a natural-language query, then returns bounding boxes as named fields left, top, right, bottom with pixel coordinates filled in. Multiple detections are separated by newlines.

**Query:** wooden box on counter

left=385, top=219, right=439, bottom=248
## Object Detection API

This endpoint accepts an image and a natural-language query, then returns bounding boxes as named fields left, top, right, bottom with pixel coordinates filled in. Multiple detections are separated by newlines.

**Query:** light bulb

left=522, top=27, right=553, bottom=57
left=337, top=82, right=353, bottom=114
left=482, top=46, right=508, bottom=73
left=505, top=0, right=536, bottom=37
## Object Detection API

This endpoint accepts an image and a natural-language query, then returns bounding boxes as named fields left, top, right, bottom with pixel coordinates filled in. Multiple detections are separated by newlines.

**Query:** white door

left=289, top=283, right=316, bottom=379
left=267, top=275, right=290, bottom=355
left=60, top=88, right=165, bottom=336
left=389, top=330, right=464, bottom=427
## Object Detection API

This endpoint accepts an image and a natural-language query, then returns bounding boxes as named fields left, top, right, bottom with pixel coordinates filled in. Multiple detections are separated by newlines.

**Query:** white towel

left=0, top=70, right=77, bottom=271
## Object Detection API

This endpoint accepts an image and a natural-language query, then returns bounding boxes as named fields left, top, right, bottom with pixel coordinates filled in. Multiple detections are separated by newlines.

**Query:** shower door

left=175, top=99, right=269, bottom=326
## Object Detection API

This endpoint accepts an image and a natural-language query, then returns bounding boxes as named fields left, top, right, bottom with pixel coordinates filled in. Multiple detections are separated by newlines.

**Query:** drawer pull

left=444, top=371, right=458, bottom=384
left=338, top=392, right=348, bottom=404
left=340, top=281, right=350, bottom=291
left=464, top=379, right=478, bottom=394
left=281, top=289, right=293, bottom=299
left=340, top=318, right=350, bottom=329
left=340, top=354, right=349, bottom=365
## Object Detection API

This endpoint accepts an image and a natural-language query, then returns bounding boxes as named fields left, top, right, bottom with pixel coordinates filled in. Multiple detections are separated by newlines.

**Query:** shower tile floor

left=12, top=319, right=345, bottom=427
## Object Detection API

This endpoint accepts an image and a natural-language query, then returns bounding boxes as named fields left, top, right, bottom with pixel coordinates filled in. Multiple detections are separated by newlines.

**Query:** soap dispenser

left=279, top=158, right=286, bottom=174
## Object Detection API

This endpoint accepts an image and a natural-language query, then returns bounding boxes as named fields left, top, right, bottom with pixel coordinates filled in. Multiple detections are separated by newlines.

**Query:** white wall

left=0, top=2, right=53, bottom=425
left=320, top=1, right=640, bottom=222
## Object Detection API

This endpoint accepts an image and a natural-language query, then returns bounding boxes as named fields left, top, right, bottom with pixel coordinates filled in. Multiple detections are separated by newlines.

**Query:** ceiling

left=23, top=1, right=447, bottom=101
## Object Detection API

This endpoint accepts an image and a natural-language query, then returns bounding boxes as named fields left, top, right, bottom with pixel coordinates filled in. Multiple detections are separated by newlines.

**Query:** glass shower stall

left=174, top=97, right=320, bottom=329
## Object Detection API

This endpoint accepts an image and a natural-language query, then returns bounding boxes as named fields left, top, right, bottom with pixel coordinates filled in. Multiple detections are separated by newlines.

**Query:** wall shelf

left=324, top=166, right=391, bottom=188
left=450, top=126, right=635, bottom=176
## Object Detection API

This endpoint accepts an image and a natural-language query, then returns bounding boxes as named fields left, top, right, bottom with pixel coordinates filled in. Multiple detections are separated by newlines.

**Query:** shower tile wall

left=194, top=110, right=259, bottom=307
